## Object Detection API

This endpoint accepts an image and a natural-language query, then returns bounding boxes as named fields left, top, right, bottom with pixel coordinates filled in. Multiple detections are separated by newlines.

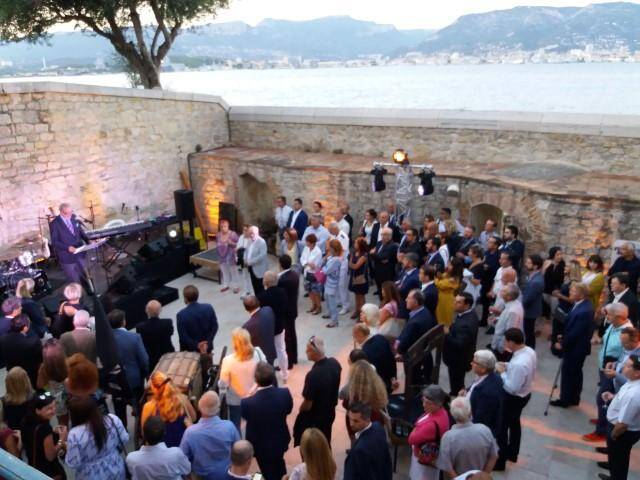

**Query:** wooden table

left=189, top=247, right=221, bottom=283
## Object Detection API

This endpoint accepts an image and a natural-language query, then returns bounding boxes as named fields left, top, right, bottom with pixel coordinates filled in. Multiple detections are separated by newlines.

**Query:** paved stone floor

left=2, top=262, right=639, bottom=479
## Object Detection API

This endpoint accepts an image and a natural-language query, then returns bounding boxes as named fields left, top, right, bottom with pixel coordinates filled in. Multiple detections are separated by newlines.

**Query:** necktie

left=65, top=218, right=74, bottom=233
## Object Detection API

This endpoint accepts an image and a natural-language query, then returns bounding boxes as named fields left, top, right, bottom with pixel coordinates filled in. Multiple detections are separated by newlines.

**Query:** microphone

left=121, top=203, right=126, bottom=214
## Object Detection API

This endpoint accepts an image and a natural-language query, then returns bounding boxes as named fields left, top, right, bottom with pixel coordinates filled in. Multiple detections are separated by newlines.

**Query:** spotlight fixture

left=417, top=168, right=435, bottom=196
left=370, top=165, right=388, bottom=192
left=446, top=183, right=460, bottom=197
left=392, top=149, right=409, bottom=166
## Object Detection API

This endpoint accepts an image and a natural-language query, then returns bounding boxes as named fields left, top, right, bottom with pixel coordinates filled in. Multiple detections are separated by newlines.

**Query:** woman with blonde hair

left=286, top=427, right=337, bottom=480
left=140, top=371, right=196, bottom=447
left=2, top=367, right=34, bottom=430
left=16, top=277, right=48, bottom=338
left=218, top=327, right=266, bottom=431
left=37, top=339, right=69, bottom=425
left=53, top=283, right=85, bottom=338
left=359, top=303, right=380, bottom=330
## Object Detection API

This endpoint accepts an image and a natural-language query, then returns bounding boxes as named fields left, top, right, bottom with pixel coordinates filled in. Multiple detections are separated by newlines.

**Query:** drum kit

left=0, top=235, right=50, bottom=297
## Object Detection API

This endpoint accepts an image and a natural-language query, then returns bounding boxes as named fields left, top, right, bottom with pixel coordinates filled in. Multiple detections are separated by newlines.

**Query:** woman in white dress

left=300, top=234, right=324, bottom=315
left=359, top=209, right=378, bottom=247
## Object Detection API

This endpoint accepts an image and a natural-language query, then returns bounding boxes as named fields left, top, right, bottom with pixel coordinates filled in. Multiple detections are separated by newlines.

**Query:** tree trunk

left=138, top=60, right=162, bottom=89
left=111, top=40, right=162, bottom=89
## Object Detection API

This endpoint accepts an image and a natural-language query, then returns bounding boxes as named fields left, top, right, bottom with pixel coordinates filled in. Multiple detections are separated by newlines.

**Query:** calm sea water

left=3, top=63, right=640, bottom=114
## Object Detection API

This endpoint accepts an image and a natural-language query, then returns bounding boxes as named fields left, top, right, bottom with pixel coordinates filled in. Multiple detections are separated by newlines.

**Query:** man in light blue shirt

left=302, top=214, right=330, bottom=255
left=127, top=416, right=191, bottom=480
left=180, top=391, right=240, bottom=480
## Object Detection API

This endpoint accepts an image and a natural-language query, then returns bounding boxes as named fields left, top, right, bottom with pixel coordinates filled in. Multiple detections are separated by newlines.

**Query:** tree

left=0, top=1, right=230, bottom=89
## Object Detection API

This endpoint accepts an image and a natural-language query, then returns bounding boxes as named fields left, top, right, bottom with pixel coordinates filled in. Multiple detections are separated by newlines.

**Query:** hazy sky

left=210, top=0, right=636, bottom=29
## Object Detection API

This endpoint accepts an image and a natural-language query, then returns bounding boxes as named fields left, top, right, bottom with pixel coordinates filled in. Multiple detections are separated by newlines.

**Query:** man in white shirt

left=495, top=328, right=536, bottom=470
left=225, top=440, right=255, bottom=480
left=302, top=214, right=330, bottom=255
left=491, top=284, right=524, bottom=356
left=127, top=416, right=191, bottom=480
left=479, top=219, right=500, bottom=251
left=376, top=211, right=392, bottom=243
left=599, top=355, right=640, bottom=480
left=437, top=207, right=464, bottom=234
left=274, top=196, right=293, bottom=241
left=337, top=204, right=352, bottom=238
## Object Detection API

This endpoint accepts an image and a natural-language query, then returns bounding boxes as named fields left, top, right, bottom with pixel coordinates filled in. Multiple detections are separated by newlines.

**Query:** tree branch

left=127, top=0, right=152, bottom=63
left=149, top=0, right=172, bottom=44
left=155, top=22, right=182, bottom=66
left=150, top=26, right=162, bottom=61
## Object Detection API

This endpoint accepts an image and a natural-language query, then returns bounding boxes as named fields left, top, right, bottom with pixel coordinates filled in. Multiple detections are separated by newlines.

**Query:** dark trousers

left=249, top=267, right=264, bottom=295
left=607, top=423, right=640, bottom=480
left=560, top=352, right=587, bottom=405
left=256, top=454, right=287, bottom=480
left=447, top=363, right=467, bottom=396
left=480, top=289, right=492, bottom=326
left=498, top=392, right=531, bottom=462
left=284, top=316, right=298, bottom=366
left=523, top=317, right=536, bottom=349
left=596, top=371, right=615, bottom=435
left=113, top=386, right=143, bottom=430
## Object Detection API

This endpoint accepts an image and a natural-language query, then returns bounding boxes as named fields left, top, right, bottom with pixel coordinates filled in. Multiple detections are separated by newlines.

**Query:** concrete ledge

left=229, top=106, right=640, bottom=138
left=0, top=81, right=230, bottom=110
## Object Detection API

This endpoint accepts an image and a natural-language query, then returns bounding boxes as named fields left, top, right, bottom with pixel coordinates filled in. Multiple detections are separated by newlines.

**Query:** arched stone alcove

left=470, top=203, right=504, bottom=234
left=237, top=173, right=278, bottom=238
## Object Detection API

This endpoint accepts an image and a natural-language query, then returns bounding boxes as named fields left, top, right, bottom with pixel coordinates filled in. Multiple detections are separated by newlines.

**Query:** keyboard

left=85, top=220, right=153, bottom=240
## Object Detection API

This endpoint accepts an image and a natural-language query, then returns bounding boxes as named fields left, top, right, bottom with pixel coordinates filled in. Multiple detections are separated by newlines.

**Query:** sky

left=208, top=0, right=637, bottom=29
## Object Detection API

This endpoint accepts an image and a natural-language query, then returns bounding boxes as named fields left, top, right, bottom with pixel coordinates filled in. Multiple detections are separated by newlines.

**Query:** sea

left=2, top=62, right=640, bottom=114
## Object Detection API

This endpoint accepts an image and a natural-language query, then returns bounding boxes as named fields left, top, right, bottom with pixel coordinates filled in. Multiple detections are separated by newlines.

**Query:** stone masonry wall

left=0, top=83, right=229, bottom=247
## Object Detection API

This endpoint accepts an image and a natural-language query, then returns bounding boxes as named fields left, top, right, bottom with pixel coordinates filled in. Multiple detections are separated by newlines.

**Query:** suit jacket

left=344, top=214, right=354, bottom=240
left=362, top=334, right=397, bottom=392
left=370, top=241, right=398, bottom=282
left=562, top=299, right=594, bottom=358
left=287, top=209, right=308, bottom=240
left=363, top=222, right=381, bottom=249
left=60, top=329, right=97, bottom=363
left=443, top=309, right=479, bottom=371
left=500, top=239, right=525, bottom=271
left=343, top=422, right=393, bottom=480
left=421, top=283, right=439, bottom=318
left=241, top=386, right=293, bottom=458
left=426, top=251, right=445, bottom=271
left=609, top=289, right=639, bottom=326
left=396, top=307, right=437, bottom=355
left=136, top=317, right=175, bottom=370
left=257, top=286, right=288, bottom=336
left=177, top=302, right=218, bottom=353
left=1, top=331, right=42, bottom=386
left=277, top=269, right=300, bottom=321
left=112, top=328, right=149, bottom=390
left=21, top=298, right=48, bottom=338
left=522, top=271, right=545, bottom=319
left=245, top=236, right=269, bottom=278
left=243, top=307, right=277, bottom=364
left=469, top=372, right=504, bottom=438
left=49, top=214, right=89, bottom=264
left=396, top=268, right=421, bottom=301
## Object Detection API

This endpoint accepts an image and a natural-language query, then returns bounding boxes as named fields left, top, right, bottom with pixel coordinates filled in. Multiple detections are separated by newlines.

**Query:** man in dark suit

left=352, top=323, right=397, bottom=393
left=551, top=282, right=594, bottom=408
left=0, top=314, right=42, bottom=387
left=481, top=236, right=502, bottom=326
left=455, top=225, right=479, bottom=260
left=49, top=202, right=92, bottom=286
left=397, top=228, right=423, bottom=264
left=499, top=225, right=525, bottom=273
left=370, top=227, right=398, bottom=300
left=522, top=254, right=545, bottom=349
left=396, top=253, right=422, bottom=318
left=395, top=289, right=437, bottom=385
left=242, top=295, right=277, bottom=365
left=425, top=237, right=445, bottom=271
left=258, top=271, right=289, bottom=378
left=466, top=349, right=504, bottom=438
left=608, top=273, right=639, bottom=327
left=343, top=402, right=393, bottom=480
left=607, top=242, right=640, bottom=296
left=241, top=363, right=293, bottom=480
left=419, top=265, right=439, bottom=317
left=136, top=300, right=175, bottom=370
left=286, top=197, right=308, bottom=240
left=176, top=285, right=218, bottom=353
left=278, top=255, right=299, bottom=368
left=108, top=309, right=149, bottom=426
left=443, top=293, right=479, bottom=396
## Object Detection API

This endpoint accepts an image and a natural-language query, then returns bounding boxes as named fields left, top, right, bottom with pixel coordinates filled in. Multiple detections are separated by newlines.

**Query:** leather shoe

left=597, top=461, right=610, bottom=470
left=598, top=474, right=611, bottom=480
left=493, top=460, right=506, bottom=471
left=549, top=399, right=570, bottom=408
left=595, top=447, right=608, bottom=454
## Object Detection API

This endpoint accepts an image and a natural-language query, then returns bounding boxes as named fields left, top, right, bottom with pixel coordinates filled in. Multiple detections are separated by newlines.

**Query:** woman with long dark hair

left=37, top=338, right=69, bottom=426
left=65, top=395, right=129, bottom=479
left=348, top=237, right=369, bottom=320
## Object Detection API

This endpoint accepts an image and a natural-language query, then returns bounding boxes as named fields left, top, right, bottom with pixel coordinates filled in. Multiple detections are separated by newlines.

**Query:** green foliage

left=0, top=0, right=231, bottom=88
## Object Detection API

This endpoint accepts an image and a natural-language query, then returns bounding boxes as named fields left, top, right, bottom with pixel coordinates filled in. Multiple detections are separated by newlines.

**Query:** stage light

left=392, top=149, right=409, bottom=166
left=370, top=165, right=388, bottom=192
left=417, top=168, right=435, bottom=196
left=168, top=228, right=178, bottom=239
left=446, top=183, right=460, bottom=197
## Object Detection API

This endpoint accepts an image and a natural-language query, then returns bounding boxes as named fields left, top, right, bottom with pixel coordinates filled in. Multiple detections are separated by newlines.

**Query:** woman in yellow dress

left=435, top=257, right=464, bottom=327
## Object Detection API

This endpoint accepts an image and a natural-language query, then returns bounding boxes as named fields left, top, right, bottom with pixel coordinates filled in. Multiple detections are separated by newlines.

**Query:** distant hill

left=414, top=2, right=640, bottom=55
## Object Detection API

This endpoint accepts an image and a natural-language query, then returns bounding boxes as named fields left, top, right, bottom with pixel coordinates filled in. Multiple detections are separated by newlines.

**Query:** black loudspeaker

left=152, top=286, right=179, bottom=306
left=110, top=265, right=138, bottom=295
left=174, top=189, right=196, bottom=221
left=219, top=202, right=238, bottom=232
left=138, top=237, right=169, bottom=260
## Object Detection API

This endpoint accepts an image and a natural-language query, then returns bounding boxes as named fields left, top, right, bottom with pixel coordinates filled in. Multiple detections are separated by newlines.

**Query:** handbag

left=314, top=269, right=327, bottom=285
left=417, top=419, right=441, bottom=466
left=378, top=317, right=405, bottom=339
left=236, top=247, right=245, bottom=267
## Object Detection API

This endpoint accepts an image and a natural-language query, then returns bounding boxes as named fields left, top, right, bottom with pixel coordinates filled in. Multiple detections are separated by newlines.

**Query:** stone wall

left=229, top=107, right=640, bottom=175
left=0, top=82, right=229, bottom=248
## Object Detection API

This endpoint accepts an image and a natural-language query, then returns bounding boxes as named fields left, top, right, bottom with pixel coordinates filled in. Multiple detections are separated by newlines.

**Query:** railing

left=0, top=450, right=51, bottom=480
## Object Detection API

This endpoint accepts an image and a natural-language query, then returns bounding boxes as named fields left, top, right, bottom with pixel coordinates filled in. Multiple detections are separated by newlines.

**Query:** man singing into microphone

left=50, top=203, right=91, bottom=285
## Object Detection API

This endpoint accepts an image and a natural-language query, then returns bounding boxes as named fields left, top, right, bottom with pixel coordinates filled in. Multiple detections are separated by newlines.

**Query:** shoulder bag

left=417, top=419, right=441, bottom=466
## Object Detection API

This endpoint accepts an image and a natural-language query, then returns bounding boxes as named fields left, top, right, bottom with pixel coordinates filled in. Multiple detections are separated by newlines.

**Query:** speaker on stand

left=174, top=189, right=196, bottom=242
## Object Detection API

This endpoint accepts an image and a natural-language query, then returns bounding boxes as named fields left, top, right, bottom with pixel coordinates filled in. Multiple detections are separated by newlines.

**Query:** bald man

left=181, top=391, right=240, bottom=480
left=136, top=300, right=175, bottom=370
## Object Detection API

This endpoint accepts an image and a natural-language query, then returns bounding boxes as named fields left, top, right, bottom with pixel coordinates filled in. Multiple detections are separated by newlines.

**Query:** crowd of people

left=0, top=196, right=638, bottom=480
